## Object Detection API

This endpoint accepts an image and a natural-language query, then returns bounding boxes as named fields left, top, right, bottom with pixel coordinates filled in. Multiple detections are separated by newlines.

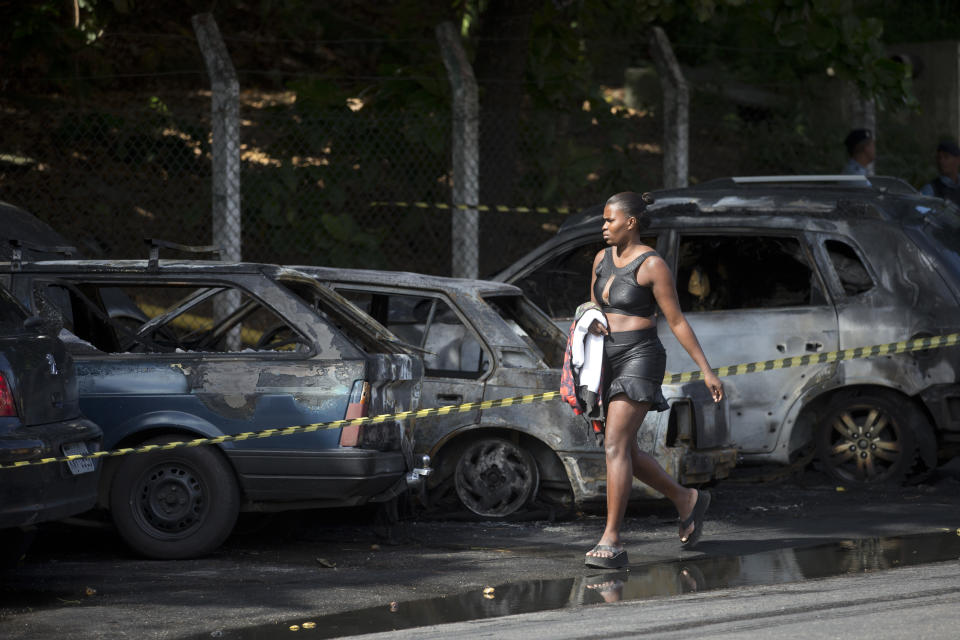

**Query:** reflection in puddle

left=200, top=531, right=960, bottom=639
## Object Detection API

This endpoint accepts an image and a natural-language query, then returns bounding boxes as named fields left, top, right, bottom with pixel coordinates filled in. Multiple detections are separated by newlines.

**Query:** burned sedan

left=1, top=252, right=424, bottom=559
left=496, top=175, right=960, bottom=485
left=296, top=266, right=737, bottom=518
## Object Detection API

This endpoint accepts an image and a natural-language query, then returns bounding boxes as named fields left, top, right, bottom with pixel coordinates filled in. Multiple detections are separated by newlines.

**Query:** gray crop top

left=593, top=248, right=658, bottom=317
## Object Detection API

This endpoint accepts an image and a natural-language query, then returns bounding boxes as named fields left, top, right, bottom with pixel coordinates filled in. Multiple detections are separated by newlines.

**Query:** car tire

left=109, top=435, right=240, bottom=559
left=454, top=437, right=539, bottom=518
left=815, top=390, right=925, bottom=485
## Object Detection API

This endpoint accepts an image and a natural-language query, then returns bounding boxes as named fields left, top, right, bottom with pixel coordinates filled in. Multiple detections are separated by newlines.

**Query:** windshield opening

left=482, top=295, right=565, bottom=368
left=277, top=277, right=406, bottom=356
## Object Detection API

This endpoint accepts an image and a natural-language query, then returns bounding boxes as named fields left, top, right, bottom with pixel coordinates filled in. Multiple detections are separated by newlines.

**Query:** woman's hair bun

left=641, top=192, right=655, bottom=205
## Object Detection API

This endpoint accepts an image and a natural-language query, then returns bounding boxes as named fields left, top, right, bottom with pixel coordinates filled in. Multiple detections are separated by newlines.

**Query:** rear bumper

left=0, top=417, right=102, bottom=529
left=227, top=448, right=407, bottom=505
left=681, top=447, right=738, bottom=484
left=558, top=446, right=738, bottom=504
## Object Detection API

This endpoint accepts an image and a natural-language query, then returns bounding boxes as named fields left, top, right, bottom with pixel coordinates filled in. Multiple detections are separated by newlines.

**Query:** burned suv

left=1, top=246, right=423, bottom=558
left=497, top=175, right=960, bottom=485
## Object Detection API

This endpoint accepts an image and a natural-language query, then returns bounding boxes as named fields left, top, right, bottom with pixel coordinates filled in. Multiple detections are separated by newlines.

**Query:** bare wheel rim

left=824, top=404, right=904, bottom=483
left=454, top=439, right=538, bottom=517
left=132, top=462, right=209, bottom=539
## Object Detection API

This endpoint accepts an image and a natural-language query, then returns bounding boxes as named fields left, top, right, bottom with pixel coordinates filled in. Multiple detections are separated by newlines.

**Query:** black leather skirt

left=604, top=328, right=670, bottom=412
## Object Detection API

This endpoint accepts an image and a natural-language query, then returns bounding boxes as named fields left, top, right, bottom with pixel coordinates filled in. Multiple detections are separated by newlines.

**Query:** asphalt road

left=358, top=561, right=960, bottom=640
left=2, top=465, right=960, bottom=639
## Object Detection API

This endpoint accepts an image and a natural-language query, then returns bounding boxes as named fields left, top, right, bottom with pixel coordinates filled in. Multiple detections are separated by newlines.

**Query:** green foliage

left=242, top=161, right=389, bottom=268
left=287, top=79, right=351, bottom=112
left=660, top=0, right=915, bottom=110
left=0, top=0, right=938, bottom=272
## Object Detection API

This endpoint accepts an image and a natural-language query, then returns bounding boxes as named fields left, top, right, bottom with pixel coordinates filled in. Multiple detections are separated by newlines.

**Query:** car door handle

left=437, top=394, right=462, bottom=406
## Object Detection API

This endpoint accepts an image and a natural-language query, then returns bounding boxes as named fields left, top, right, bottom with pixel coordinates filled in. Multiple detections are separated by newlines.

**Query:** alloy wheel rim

left=826, top=405, right=902, bottom=483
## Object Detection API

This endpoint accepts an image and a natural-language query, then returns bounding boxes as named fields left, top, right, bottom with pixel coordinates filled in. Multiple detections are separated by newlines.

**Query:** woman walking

left=584, top=191, right=723, bottom=569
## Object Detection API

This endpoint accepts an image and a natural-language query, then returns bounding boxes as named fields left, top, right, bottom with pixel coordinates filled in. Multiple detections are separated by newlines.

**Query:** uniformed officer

left=842, top=128, right=875, bottom=176
left=920, top=140, right=960, bottom=206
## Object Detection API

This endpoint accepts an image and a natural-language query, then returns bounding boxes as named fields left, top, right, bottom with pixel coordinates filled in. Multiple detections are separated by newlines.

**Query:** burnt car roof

left=1, top=259, right=305, bottom=277
left=292, top=266, right=523, bottom=297
left=557, top=174, right=940, bottom=232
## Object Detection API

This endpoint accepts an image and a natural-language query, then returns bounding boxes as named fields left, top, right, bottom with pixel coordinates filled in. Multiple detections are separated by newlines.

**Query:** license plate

left=61, top=442, right=97, bottom=475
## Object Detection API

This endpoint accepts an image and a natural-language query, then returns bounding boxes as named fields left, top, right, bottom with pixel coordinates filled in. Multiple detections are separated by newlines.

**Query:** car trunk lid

left=0, top=334, right=79, bottom=426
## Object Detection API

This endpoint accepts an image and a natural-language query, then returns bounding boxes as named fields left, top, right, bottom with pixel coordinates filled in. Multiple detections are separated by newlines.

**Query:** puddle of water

left=198, top=530, right=960, bottom=639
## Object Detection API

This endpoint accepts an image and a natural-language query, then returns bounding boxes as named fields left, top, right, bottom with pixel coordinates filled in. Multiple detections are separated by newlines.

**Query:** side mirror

left=24, top=315, right=44, bottom=330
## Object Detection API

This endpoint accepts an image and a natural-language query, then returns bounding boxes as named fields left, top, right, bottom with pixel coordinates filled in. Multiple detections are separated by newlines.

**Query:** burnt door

left=664, top=232, right=839, bottom=454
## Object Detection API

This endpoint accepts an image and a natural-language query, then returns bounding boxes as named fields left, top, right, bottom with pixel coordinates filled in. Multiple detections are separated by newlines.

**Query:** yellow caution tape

left=663, top=332, right=960, bottom=384
left=2, top=332, right=958, bottom=470
left=0, top=391, right=559, bottom=470
left=370, top=201, right=573, bottom=215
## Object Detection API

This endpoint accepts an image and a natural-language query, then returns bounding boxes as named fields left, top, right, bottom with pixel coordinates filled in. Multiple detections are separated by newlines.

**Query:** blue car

left=4, top=254, right=423, bottom=559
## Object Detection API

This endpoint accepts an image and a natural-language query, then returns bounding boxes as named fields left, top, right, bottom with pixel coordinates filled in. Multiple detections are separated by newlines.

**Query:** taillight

left=346, top=381, right=370, bottom=419
left=339, top=380, right=370, bottom=447
left=0, top=373, right=16, bottom=417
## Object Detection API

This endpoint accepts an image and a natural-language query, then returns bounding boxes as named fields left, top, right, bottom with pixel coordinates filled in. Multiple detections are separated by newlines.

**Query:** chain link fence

left=0, top=75, right=933, bottom=278
left=1, top=96, right=664, bottom=277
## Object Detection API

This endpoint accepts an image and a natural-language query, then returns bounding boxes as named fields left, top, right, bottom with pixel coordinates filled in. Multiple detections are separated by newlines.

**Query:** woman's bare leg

left=629, top=439, right=699, bottom=541
left=587, top=395, right=647, bottom=559
left=587, top=395, right=703, bottom=559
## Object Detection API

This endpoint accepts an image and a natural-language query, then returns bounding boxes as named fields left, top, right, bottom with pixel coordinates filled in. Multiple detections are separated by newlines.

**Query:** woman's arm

left=588, top=250, right=608, bottom=336
left=644, top=257, right=724, bottom=402
left=589, top=249, right=604, bottom=305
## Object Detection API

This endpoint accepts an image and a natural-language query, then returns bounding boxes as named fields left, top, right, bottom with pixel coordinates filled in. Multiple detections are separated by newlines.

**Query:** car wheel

left=109, top=436, right=240, bottom=559
left=454, top=438, right=539, bottom=518
left=815, top=391, right=923, bottom=485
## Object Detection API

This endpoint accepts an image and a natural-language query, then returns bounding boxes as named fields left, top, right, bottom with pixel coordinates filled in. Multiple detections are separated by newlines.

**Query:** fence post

left=436, top=21, right=479, bottom=279
left=192, top=13, right=241, bottom=262
left=649, top=26, right=688, bottom=189
left=193, top=13, right=242, bottom=348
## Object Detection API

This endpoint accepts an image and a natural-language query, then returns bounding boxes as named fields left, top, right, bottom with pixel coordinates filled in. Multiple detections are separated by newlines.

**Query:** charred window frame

left=335, top=287, right=490, bottom=379
left=32, top=278, right=312, bottom=355
left=275, top=277, right=403, bottom=356
left=482, top=294, right=566, bottom=368
left=822, top=239, right=875, bottom=297
left=674, top=232, right=828, bottom=312
left=31, top=281, right=124, bottom=352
